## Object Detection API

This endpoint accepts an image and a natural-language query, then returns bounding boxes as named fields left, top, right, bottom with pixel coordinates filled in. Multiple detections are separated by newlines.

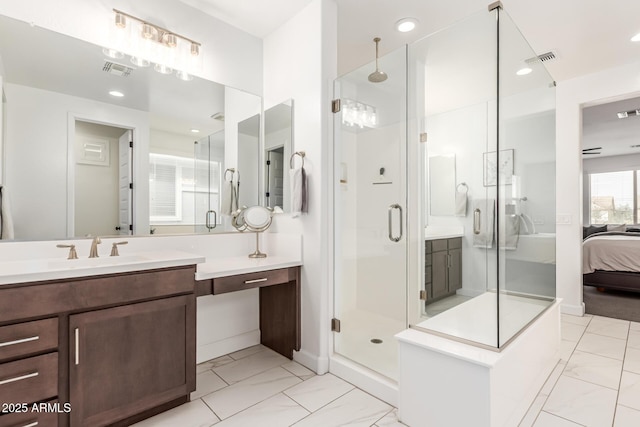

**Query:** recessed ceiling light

left=109, top=90, right=124, bottom=97
left=516, top=66, right=532, bottom=76
left=396, top=18, right=418, bottom=33
left=190, top=129, right=200, bottom=133
left=631, top=33, right=640, bottom=42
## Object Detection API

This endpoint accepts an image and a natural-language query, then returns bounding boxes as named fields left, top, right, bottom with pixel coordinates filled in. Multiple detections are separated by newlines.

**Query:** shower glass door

left=333, top=46, right=408, bottom=380
left=194, top=131, right=224, bottom=233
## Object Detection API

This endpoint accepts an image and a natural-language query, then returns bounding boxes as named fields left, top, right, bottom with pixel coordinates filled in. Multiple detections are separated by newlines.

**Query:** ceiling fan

left=582, top=147, right=601, bottom=155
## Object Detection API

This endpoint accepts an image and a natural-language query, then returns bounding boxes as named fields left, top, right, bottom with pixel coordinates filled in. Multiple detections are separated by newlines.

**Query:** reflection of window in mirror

left=264, top=100, right=293, bottom=212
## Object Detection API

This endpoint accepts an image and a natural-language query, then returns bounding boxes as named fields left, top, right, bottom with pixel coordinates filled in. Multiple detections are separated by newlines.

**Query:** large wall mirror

left=264, top=100, right=293, bottom=212
left=0, top=14, right=261, bottom=241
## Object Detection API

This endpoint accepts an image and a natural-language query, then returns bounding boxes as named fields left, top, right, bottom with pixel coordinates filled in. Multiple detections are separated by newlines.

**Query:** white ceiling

left=4, top=0, right=640, bottom=151
left=190, top=0, right=640, bottom=157
left=583, top=96, right=640, bottom=158
left=185, top=0, right=640, bottom=81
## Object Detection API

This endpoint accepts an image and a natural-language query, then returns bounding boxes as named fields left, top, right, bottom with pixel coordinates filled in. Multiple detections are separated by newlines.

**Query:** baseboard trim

left=293, top=349, right=329, bottom=374
left=196, top=330, right=260, bottom=363
left=560, top=302, right=585, bottom=316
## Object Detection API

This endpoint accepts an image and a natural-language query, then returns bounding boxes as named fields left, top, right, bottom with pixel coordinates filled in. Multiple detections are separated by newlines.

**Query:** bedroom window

left=589, top=170, right=636, bottom=224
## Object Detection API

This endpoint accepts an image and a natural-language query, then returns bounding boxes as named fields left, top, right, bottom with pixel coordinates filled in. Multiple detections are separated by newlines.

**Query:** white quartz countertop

left=425, top=226, right=465, bottom=240
left=196, top=256, right=302, bottom=280
left=0, top=250, right=205, bottom=286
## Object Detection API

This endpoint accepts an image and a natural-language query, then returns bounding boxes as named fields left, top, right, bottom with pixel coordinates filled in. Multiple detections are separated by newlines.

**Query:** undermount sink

left=47, top=254, right=149, bottom=270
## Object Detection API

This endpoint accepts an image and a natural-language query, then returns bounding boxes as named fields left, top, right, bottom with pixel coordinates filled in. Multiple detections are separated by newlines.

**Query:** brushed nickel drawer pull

left=75, top=328, right=79, bottom=366
left=21, top=422, right=39, bottom=427
left=244, top=278, right=268, bottom=284
left=0, top=335, right=39, bottom=348
left=0, top=371, right=38, bottom=385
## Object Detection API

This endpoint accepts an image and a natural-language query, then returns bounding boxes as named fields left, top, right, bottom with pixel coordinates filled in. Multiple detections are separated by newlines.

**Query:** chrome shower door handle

left=206, top=210, right=217, bottom=229
left=388, top=204, right=403, bottom=242
left=474, top=208, right=481, bottom=235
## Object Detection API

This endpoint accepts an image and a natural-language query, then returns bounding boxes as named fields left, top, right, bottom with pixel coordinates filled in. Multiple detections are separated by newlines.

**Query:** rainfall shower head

left=368, top=37, right=388, bottom=83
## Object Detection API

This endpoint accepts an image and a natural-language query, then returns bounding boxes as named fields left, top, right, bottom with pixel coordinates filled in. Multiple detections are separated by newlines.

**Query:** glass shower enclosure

left=333, top=5, right=556, bottom=379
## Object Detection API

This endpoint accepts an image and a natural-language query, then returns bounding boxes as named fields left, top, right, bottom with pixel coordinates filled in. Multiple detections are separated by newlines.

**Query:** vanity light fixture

left=105, top=9, right=202, bottom=80
left=631, top=32, right=640, bottom=42
left=102, top=47, right=124, bottom=59
left=341, top=99, right=377, bottom=129
left=176, top=70, right=193, bottom=81
left=396, top=18, right=418, bottom=33
left=109, top=90, right=124, bottom=97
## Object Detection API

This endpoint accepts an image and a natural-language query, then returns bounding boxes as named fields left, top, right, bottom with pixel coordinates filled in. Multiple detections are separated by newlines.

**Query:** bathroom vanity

left=196, top=259, right=302, bottom=359
left=425, top=237, right=462, bottom=303
left=0, top=254, right=202, bottom=427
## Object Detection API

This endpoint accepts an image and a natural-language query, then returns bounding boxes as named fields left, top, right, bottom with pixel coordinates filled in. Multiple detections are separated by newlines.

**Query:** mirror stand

left=249, top=232, right=267, bottom=258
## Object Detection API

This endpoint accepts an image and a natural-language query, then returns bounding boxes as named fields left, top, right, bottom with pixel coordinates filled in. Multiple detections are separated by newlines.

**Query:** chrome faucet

left=89, top=236, right=101, bottom=258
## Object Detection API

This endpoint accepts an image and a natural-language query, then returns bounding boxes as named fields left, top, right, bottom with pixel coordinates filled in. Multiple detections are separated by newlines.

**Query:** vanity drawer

left=0, top=400, right=59, bottom=427
left=431, top=239, right=448, bottom=252
left=0, top=318, right=58, bottom=363
left=0, top=353, right=58, bottom=406
left=213, top=268, right=291, bottom=294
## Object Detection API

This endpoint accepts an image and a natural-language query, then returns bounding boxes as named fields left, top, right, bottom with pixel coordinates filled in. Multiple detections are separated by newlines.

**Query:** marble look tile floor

left=132, top=344, right=404, bottom=427
left=133, top=314, right=639, bottom=427
left=519, top=315, right=640, bottom=427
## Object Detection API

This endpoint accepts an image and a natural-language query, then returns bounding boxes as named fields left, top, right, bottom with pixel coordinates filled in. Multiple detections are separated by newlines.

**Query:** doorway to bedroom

left=581, top=95, right=640, bottom=322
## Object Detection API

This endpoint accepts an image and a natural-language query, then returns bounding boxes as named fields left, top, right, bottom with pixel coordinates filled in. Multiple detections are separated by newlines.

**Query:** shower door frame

left=330, top=45, right=412, bottom=383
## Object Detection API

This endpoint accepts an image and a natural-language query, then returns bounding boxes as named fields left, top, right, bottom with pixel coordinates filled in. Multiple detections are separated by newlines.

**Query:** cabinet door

left=431, top=251, right=449, bottom=299
left=69, top=295, right=195, bottom=427
left=448, top=248, right=462, bottom=292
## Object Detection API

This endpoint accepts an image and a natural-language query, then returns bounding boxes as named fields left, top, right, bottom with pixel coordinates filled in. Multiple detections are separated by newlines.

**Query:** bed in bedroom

left=583, top=230, right=640, bottom=293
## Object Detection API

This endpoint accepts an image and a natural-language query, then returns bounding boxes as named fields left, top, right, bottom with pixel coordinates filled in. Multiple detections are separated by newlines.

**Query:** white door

left=266, top=148, right=284, bottom=209
left=118, top=130, right=132, bottom=235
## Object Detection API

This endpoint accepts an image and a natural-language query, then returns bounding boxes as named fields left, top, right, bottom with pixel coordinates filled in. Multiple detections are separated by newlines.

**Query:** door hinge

left=420, top=133, right=428, bottom=143
left=129, top=224, right=133, bottom=231
left=331, top=318, right=341, bottom=332
left=265, top=192, right=270, bottom=197
left=420, top=290, right=427, bottom=301
left=266, top=160, right=271, bottom=166
left=332, top=99, right=341, bottom=113
left=129, top=183, right=133, bottom=189
left=129, top=141, right=133, bottom=148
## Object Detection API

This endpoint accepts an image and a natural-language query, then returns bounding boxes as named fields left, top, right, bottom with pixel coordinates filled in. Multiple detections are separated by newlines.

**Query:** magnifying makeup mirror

left=231, top=206, right=274, bottom=258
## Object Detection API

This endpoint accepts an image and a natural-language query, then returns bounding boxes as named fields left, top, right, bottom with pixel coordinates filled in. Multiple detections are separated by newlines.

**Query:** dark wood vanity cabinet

left=425, top=238, right=462, bottom=303
left=0, top=265, right=197, bottom=427
left=69, top=295, right=195, bottom=427
left=197, top=266, right=301, bottom=360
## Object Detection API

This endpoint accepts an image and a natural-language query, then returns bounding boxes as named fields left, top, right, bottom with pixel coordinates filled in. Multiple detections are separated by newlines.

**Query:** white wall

left=0, top=0, right=262, bottom=95
left=263, top=0, right=337, bottom=373
left=149, top=128, right=195, bottom=158
left=556, top=60, right=640, bottom=315
left=4, top=83, right=149, bottom=240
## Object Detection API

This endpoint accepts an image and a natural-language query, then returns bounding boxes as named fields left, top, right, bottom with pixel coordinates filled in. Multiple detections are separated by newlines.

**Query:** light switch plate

left=556, top=214, right=572, bottom=224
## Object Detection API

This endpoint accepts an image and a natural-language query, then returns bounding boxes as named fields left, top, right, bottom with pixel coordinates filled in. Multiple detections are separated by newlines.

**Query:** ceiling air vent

left=103, top=61, right=133, bottom=77
left=210, top=112, right=225, bottom=121
left=525, top=51, right=557, bottom=65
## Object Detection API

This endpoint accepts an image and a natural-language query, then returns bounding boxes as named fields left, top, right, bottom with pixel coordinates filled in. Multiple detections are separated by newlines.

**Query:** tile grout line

left=611, top=322, right=632, bottom=426
left=525, top=361, right=566, bottom=427
left=526, top=316, right=593, bottom=426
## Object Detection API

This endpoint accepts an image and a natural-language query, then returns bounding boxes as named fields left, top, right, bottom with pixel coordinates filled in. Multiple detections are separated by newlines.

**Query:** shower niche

left=333, top=4, right=558, bottom=425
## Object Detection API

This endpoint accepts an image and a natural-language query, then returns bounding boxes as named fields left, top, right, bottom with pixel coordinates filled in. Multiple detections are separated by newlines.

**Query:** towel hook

left=456, top=182, right=468, bottom=193
left=290, top=151, right=306, bottom=169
